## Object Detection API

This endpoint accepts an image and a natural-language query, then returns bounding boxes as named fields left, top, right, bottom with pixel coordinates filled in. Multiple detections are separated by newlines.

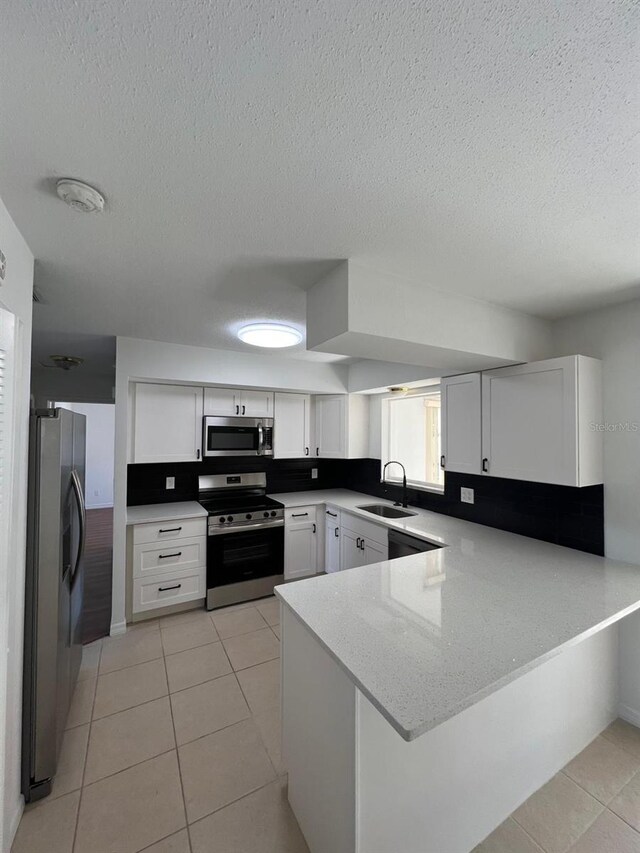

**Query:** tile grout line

left=163, top=631, right=194, bottom=853
left=71, top=638, right=103, bottom=853
left=558, top=765, right=639, bottom=810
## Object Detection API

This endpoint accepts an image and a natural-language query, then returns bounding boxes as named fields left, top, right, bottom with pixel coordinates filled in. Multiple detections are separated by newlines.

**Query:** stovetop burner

left=197, top=471, right=284, bottom=533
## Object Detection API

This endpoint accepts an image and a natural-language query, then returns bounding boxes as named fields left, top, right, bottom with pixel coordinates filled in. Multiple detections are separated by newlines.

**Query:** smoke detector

left=41, top=355, right=84, bottom=371
left=56, top=179, right=105, bottom=213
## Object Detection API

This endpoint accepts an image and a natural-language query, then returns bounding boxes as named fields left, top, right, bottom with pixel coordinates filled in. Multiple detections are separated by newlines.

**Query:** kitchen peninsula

left=275, top=493, right=640, bottom=853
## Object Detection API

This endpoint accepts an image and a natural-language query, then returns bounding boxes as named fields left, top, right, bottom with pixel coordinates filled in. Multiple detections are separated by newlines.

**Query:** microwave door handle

left=257, top=423, right=264, bottom=455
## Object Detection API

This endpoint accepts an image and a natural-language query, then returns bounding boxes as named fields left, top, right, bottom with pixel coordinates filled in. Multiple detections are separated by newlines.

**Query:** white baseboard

left=6, top=796, right=24, bottom=853
left=618, top=703, right=640, bottom=728
left=109, top=620, right=127, bottom=636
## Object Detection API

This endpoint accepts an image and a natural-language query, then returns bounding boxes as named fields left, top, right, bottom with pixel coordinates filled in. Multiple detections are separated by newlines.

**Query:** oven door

left=203, top=416, right=262, bottom=457
left=207, top=524, right=284, bottom=591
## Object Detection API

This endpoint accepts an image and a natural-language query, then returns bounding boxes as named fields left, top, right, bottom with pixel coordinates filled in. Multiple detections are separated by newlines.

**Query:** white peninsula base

left=281, top=605, right=618, bottom=853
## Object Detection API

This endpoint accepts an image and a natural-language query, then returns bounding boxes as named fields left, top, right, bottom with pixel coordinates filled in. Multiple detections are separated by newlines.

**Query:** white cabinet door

left=203, top=387, right=239, bottom=416
left=274, top=393, right=311, bottom=458
left=481, top=356, right=580, bottom=486
left=315, top=395, right=346, bottom=458
left=362, top=537, right=388, bottom=566
left=441, top=373, right=482, bottom=475
left=241, top=390, right=274, bottom=418
left=324, top=507, right=341, bottom=573
left=285, top=507, right=318, bottom=580
left=340, top=527, right=364, bottom=571
left=133, top=384, right=203, bottom=463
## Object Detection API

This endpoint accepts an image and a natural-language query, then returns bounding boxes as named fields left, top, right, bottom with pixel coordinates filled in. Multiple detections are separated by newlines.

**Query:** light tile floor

left=12, top=597, right=309, bottom=853
left=13, top=596, right=640, bottom=853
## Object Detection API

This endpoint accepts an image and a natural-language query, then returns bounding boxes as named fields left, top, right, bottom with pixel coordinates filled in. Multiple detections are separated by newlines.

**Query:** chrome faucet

left=381, top=461, right=408, bottom=508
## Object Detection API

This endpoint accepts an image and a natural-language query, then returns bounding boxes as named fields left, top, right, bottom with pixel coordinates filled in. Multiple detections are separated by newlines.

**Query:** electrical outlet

left=166, top=476, right=175, bottom=490
left=460, top=487, right=474, bottom=504
left=311, top=468, right=318, bottom=479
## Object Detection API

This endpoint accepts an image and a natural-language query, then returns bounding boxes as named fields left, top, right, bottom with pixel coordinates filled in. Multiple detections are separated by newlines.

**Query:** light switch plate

left=460, top=487, right=474, bottom=504
left=311, top=468, right=318, bottom=479
left=166, top=476, right=175, bottom=490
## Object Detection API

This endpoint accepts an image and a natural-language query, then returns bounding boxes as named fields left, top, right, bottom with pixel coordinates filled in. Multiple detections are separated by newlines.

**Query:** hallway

left=82, top=508, right=113, bottom=645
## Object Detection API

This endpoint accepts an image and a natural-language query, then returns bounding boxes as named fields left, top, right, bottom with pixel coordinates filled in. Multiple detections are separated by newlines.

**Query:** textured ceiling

left=1, top=0, right=638, bottom=361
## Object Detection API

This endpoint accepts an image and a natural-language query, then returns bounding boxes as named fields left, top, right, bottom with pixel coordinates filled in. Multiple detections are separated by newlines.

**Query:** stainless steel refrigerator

left=22, top=407, right=86, bottom=802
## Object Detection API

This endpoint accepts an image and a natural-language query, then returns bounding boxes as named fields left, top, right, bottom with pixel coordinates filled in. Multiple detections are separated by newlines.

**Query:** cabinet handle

left=482, top=457, right=489, bottom=473
left=236, top=405, right=240, bottom=415
left=440, top=454, right=445, bottom=469
left=158, top=552, right=182, bottom=559
left=326, top=511, right=337, bottom=518
left=312, top=523, right=316, bottom=533
left=305, top=447, right=309, bottom=456
left=335, top=527, right=339, bottom=538
left=242, top=405, right=246, bottom=415
left=316, top=447, right=319, bottom=456
left=158, top=583, right=182, bottom=592
left=356, top=537, right=361, bottom=548
left=197, top=449, right=200, bottom=460
left=360, top=539, right=365, bottom=551
left=292, top=512, right=309, bottom=517
left=159, top=527, right=182, bottom=533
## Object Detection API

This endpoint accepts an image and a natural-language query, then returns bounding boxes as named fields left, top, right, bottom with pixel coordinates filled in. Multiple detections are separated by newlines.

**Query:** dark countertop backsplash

left=127, top=457, right=604, bottom=556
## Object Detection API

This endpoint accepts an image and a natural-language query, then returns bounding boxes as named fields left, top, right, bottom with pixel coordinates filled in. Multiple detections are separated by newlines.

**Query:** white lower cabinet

left=284, top=506, right=319, bottom=580
left=324, top=506, right=341, bottom=573
left=340, top=511, right=388, bottom=571
left=130, top=516, right=207, bottom=614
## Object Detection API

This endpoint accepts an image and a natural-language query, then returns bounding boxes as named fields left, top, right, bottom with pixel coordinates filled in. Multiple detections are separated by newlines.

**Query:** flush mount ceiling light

left=56, top=179, right=105, bottom=213
left=237, top=323, right=302, bottom=348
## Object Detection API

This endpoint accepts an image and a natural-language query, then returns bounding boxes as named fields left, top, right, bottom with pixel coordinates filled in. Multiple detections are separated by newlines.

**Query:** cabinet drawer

left=285, top=506, right=318, bottom=524
left=341, top=511, right=388, bottom=547
left=324, top=505, right=341, bottom=524
left=133, top=568, right=205, bottom=613
left=133, top=537, right=206, bottom=578
left=133, top=517, right=206, bottom=545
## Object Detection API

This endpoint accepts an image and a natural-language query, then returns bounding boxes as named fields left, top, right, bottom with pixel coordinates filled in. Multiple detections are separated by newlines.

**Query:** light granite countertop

left=272, top=489, right=640, bottom=741
left=126, top=501, right=208, bottom=525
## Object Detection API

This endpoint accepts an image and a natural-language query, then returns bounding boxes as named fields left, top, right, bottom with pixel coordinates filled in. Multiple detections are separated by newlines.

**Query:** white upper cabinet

left=203, top=387, right=237, bottom=416
left=203, top=387, right=273, bottom=418
left=274, top=393, right=311, bottom=458
left=441, top=373, right=482, bottom=475
left=481, top=355, right=602, bottom=487
left=241, top=390, right=273, bottom=418
left=314, top=395, right=368, bottom=459
left=133, top=384, right=203, bottom=464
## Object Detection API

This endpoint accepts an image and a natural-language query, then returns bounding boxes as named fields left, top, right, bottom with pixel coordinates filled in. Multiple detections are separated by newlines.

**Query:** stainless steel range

left=198, top=473, right=284, bottom=609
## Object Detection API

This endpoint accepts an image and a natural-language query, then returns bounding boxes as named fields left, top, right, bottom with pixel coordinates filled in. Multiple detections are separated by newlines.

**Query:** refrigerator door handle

left=70, top=468, right=86, bottom=583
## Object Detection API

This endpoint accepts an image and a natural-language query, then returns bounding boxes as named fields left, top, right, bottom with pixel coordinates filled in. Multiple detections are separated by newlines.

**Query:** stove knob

left=219, top=517, right=226, bottom=523
left=227, top=516, right=234, bottom=523
left=270, top=511, right=277, bottom=517
left=246, top=513, right=252, bottom=520
left=263, top=512, right=270, bottom=518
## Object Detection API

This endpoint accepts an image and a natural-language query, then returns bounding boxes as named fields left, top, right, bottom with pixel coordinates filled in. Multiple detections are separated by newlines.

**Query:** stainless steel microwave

left=202, top=416, right=274, bottom=457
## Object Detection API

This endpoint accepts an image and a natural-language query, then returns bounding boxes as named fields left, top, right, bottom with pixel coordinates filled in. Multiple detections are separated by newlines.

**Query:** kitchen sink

left=357, top=504, right=417, bottom=519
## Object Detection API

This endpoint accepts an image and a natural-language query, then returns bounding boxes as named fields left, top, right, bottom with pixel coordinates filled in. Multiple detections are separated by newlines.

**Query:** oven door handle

left=208, top=518, right=284, bottom=536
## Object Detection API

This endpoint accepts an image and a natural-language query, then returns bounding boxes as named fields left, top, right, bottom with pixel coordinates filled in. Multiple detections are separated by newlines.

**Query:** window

left=382, top=390, right=444, bottom=491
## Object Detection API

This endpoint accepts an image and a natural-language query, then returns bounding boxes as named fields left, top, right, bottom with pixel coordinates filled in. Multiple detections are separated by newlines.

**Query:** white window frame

left=381, top=388, right=445, bottom=494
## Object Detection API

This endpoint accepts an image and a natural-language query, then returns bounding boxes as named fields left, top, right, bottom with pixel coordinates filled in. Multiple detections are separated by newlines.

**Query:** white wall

left=57, top=403, right=115, bottom=508
left=308, top=260, right=553, bottom=369
left=32, top=368, right=114, bottom=408
left=0, top=198, right=34, bottom=850
left=552, top=298, right=640, bottom=723
left=111, top=336, right=351, bottom=633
